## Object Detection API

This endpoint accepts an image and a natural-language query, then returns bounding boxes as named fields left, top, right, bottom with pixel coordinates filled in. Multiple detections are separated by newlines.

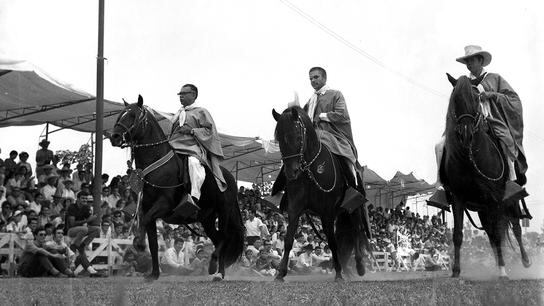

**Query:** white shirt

left=245, top=217, right=265, bottom=237
left=296, top=252, right=313, bottom=268
left=41, top=185, right=57, bottom=201
left=161, top=247, right=185, bottom=268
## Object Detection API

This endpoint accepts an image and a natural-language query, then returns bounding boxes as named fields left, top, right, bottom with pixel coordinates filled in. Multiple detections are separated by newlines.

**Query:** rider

left=169, top=84, right=227, bottom=217
left=429, top=45, right=528, bottom=207
left=304, top=66, right=361, bottom=188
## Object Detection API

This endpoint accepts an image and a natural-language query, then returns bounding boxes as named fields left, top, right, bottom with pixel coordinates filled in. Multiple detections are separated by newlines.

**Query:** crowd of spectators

left=2, top=143, right=542, bottom=278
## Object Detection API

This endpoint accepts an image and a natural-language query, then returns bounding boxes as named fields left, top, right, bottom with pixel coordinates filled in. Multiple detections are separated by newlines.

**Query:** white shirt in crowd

left=161, top=247, right=185, bottom=268
left=244, top=217, right=265, bottom=237
left=41, top=185, right=56, bottom=201
left=296, top=252, right=313, bottom=268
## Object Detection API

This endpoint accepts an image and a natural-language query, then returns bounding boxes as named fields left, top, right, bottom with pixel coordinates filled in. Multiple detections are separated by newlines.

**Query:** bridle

left=114, top=106, right=169, bottom=149
left=113, top=105, right=183, bottom=189
left=450, top=85, right=504, bottom=181
left=280, top=114, right=336, bottom=192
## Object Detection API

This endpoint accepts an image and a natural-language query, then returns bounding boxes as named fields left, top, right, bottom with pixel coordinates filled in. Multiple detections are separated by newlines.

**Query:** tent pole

left=45, top=123, right=49, bottom=141
left=235, top=161, right=239, bottom=182
left=93, top=0, right=105, bottom=218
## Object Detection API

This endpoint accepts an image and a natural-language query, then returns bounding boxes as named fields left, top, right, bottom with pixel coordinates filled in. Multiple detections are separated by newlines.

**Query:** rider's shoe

left=427, top=188, right=450, bottom=209
left=173, top=194, right=200, bottom=219
left=503, top=181, right=529, bottom=202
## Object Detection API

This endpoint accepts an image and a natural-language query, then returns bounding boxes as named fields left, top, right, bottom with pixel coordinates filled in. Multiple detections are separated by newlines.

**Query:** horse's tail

left=220, top=169, right=245, bottom=267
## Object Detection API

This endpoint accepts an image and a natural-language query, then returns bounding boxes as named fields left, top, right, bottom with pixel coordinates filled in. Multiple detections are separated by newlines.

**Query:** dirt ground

left=1, top=266, right=543, bottom=306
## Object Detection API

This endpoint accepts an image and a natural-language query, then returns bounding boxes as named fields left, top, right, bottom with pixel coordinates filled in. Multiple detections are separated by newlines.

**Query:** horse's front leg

left=145, top=220, right=160, bottom=281
left=322, top=218, right=343, bottom=281
left=275, top=213, right=301, bottom=282
left=510, top=213, right=531, bottom=268
left=451, top=198, right=464, bottom=278
left=351, top=208, right=365, bottom=277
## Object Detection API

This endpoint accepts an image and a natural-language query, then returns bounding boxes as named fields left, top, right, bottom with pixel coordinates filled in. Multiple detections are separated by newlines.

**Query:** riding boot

left=173, top=193, right=200, bottom=219
left=503, top=181, right=529, bottom=202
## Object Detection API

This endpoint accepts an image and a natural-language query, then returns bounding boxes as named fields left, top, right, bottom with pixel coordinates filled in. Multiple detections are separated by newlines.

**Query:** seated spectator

left=45, top=226, right=76, bottom=270
left=262, top=240, right=281, bottom=268
left=246, top=239, right=263, bottom=257
left=20, top=217, right=39, bottom=240
left=37, top=205, right=54, bottom=227
left=41, top=174, right=58, bottom=201
left=58, top=179, right=76, bottom=202
left=273, top=232, right=285, bottom=256
left=292, top=233, right=307, bottom=256
left=255, top=249, right=276, bottom=276
left=0, top=201, right=13, bottom=230
left=17, top=226, right=74, bottom=278
left=122, top=237, right=152, bottom=276
left=161, top=238, right=192, bottom=275
left=186, top=245, right=209, bottom=276
left=100, top=220, right=112, bottom=238
left=240, top=249, right=256, bottom=268
left=66, top=191, right=102, bottom=277
left=112, top=222, right=128, bottom=239
left=294, top=244, right=314, bottom=274
left=37, top=165, right=55, bottom=185
left=6, top=210, right=25, bottom=232
left=311, top=245, right=332, bottom=273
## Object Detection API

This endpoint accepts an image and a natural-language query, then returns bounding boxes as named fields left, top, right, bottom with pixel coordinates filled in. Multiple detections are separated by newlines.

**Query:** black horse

left=110, top=95, right=244, bottom=281
left=441, top=74, right=531, bottom=278
left=272, top=106, right=369, bottom=281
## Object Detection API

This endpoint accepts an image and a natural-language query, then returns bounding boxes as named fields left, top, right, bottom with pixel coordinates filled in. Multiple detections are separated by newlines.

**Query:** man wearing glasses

left=169, top=84, right=226, bottom=218
left=18, top=226, right=74, bottom=277
left=66, top=191, right=102, bottom=277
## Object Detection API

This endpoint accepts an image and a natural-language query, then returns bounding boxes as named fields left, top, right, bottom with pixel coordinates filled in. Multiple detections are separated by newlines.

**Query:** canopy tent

left=0, top=56, right=281, bottom=182
left=1, top=56, right=435, bottom=196
left=364, top=170, right=436, bottom=209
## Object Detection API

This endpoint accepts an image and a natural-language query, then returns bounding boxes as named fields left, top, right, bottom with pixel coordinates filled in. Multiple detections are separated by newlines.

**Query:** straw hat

left=456, top=45, right=492, bottom=67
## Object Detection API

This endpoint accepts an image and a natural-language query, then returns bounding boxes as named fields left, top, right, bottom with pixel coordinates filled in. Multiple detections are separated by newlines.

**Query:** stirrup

left=503, top=181, right=528, bottom=202
left=426, top=189, right=450, bottom=210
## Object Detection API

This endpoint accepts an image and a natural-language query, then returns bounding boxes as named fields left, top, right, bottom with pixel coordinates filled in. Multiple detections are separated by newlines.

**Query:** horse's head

left=273, top=106, right=315, bottom=180
left=446, top=73, right=485, bottom=147
left=110, top=95, right=148, bottom=147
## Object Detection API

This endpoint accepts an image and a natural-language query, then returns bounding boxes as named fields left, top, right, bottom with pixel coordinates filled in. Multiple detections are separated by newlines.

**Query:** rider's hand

left=179, top=125, right=193, bottom=135
left=479, top=91, right=496, bottom=101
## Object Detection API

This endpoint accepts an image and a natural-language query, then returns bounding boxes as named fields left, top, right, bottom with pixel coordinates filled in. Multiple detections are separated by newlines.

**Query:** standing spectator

left=17, top=226, right=74, bottom=277
left=3, top=150, right=18, bottom=180
left=71, top=164, right=85, bottom=192
left=245, top=210, right=266, bottom=245
left=66, top=191, right=102, bottom=277
left=35, top=139, right=54, bottom=177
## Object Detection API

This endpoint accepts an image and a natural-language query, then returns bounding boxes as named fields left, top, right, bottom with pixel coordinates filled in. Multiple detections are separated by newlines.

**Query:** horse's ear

left=272, top=109, right=281, bottom=122
left=446, top=73, right=457, bottom=87
left=122, top=98, right=129, bottom=107
left=137, top=95, right=143, bottom=107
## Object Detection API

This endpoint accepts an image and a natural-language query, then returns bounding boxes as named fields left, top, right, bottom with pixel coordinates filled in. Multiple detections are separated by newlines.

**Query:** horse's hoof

left=451, top=271, right=460, bottom=278
left=208, top=260, right=218, bottom=275
left=144, top=273, right=159, bottom=282
left=356, top=263, right=365, bottom=277
left=274, top=276, right=284, bottom=282
left=522, top=258, right=532, bottom=268
left=211, top=272, right=223, bottom=282
left=335, top=275, right=344, bottom=282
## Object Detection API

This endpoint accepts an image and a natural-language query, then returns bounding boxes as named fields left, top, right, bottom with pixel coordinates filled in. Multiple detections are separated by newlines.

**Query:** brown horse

left=441, top=74, right=531, bottom=278
left=110, top=95, right=244, bottom=281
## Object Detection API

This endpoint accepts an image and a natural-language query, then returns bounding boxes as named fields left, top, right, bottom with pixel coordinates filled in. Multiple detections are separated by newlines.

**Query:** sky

left=0, top=0, right=543, bottom=231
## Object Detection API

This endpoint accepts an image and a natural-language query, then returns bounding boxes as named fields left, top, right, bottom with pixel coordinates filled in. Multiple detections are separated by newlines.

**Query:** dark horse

left=442, top=74, right=531, bottom=278
left=110, top=95, right=244, bottom=281
left=272, top=106, right=370, bottom=281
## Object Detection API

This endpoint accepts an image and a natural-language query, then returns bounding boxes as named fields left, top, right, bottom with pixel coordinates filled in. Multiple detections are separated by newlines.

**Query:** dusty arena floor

left=1, top=264, right=543, bottom=305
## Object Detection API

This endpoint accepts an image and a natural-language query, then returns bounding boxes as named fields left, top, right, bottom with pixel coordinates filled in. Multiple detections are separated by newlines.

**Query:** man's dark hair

left=44, top=223, right=54, bottom=229
left=183, top=84, right=198, bottom=99
left=174, top=238, right=184, bottom=245
left=309, top=67, right=327, bottom=79
left=33, top=226, right=46, bottom=237
left=9, top=150, right=18, bottom=156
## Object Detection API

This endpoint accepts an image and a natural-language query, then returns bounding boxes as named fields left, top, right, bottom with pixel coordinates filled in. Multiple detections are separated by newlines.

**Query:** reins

left=280, top=114, right=336, bottom=192
left=452, top=92, right=505, bottom=182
